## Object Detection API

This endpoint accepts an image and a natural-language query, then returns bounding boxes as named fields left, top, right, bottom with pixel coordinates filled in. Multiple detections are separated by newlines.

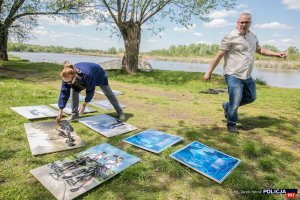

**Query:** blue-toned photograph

left=123, top=129, right=183, bottom=153
left=170, top=141, right=240, bottom=183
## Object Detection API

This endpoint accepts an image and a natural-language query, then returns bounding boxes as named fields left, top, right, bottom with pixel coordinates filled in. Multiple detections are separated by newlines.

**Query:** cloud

left=147, top=39, right=157, bottom=43
left=282, top=0, right=300, bottom=10
left=208, top=9, right=237, bottom=19
left=236, top=4, right=249, bottom=9
left=254, top=22, right=292, bottom=29
left=203, top=19, right=233, bottom=28
left=194, top=32, right=203, bottom=37
left=195, top=40, right=212, bottom=44
left=282, top=38, right=291, bottom=42
left=38, top=16, right=97, bottom=27
left=174, top=24, right=196, bottom=32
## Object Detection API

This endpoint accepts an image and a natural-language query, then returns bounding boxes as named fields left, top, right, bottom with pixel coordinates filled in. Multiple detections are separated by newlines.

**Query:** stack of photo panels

left=31, top=143, right=140, bottom=200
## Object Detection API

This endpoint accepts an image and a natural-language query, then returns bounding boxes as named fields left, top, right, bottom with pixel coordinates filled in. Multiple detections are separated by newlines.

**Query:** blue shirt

left=58, top=62, right=108, bottom=109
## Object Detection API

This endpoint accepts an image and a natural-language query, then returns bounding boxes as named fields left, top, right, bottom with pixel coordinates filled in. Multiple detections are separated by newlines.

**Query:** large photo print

left=31, top=143, right=140, bottom=200
left=170, top=141, right=240, bottom=183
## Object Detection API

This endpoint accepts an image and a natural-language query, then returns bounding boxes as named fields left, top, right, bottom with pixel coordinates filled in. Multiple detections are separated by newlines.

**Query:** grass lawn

left=0, top=59, right=299, bottom=200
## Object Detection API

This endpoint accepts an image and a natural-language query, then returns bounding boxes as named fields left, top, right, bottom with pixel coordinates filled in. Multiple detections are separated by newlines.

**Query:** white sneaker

left=118, top=112, right=125, bottom=121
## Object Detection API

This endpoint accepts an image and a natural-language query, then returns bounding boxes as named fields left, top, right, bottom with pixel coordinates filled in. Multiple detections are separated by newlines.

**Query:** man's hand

left=56, top=109, right=63, bottom=124
left=79, top=103, right=87, bottom=114
left=204, top=72, right=212, bottom=81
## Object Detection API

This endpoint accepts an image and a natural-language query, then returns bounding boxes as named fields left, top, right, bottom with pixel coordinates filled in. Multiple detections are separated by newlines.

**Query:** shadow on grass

left=238, top=115, right=286, bottom=131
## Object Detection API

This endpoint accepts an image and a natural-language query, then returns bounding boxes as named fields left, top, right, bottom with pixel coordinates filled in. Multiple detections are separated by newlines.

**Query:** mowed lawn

left=0, top=59, right=299, bottom=200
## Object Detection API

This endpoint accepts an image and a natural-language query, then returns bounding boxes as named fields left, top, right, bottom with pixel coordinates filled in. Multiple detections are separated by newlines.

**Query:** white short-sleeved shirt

left=220, top=29, right=261, bottom=80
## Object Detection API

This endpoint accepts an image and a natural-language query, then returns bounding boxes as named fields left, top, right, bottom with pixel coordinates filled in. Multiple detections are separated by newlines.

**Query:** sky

left=24, top=0, right=300, bottom=52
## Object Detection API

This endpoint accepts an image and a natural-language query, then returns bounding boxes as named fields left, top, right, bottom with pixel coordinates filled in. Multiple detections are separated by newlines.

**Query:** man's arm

left=204, top=50, right=226, bottom=81
left=256, top=47, right=287, bottom=59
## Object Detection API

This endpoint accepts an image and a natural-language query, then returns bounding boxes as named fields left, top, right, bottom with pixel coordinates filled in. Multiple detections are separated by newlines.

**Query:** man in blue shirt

left=56, top=61, right=125, bottom=123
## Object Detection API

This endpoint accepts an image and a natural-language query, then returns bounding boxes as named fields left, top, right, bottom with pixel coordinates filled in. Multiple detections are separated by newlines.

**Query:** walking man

left=204, top=13, right=287, bottom=133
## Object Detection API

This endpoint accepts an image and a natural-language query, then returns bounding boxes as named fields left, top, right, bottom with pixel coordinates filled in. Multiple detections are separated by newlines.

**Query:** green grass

left=0, top=58, right=299, bottom=200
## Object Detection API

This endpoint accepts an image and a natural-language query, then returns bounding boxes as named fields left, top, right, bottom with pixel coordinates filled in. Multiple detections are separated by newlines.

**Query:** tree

left=84, top=0, right=235, bottom=74
left=0, top=0, right=82, bottom=61
left=287, top=46, right=299, bottom=55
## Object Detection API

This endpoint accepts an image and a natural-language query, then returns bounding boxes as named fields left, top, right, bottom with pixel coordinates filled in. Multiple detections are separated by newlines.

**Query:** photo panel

left=50, top=103, right=96, bottom=115
left=95, top=89, right=123, bottom=96
left=31, top=143, right=140, bottom=200
left=170, top=141, right=241, bottom=183
left=11, top=105, right=57, bottom=119
left=123, top=129, right=183, bottom=153
left=24, top=121, right=86, bottom=156
left=78, top=114, right=137, bottom=137
left=90, top=100, right=126, bottom=110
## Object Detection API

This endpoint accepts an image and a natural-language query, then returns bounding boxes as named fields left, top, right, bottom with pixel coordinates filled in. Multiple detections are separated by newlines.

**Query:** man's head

left=236, top=13, right=251, bottom=35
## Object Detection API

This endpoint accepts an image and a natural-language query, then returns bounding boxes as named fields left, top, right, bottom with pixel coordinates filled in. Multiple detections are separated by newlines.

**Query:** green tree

left=287, top=46, right=299, bottom=55
left=0, top=0, right=83, bottom=61
left=84, top=0, right=235, bottom=74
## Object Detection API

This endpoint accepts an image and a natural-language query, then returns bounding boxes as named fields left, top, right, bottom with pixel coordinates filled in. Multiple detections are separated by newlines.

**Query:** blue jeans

left=224, top=75, right=256, bottom=126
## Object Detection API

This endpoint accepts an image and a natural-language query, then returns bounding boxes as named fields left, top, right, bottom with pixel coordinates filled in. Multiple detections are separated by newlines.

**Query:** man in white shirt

left=204, top=13, right=287, bottom=133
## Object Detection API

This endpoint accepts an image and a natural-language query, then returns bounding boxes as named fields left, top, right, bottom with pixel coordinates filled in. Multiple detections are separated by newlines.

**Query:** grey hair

left=239, top=13, right=252, bottom=20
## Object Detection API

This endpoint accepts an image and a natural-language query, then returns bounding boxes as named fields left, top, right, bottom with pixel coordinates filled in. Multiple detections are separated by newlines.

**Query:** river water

left=8, top=52, right=300, bottom=89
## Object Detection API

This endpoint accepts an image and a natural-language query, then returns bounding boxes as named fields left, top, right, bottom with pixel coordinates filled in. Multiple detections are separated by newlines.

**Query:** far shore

left=9, top=51, right=300, bottom=69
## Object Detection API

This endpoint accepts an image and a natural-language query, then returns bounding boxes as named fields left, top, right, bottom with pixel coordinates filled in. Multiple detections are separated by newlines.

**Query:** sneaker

left=222, top=103, right=228, bottom=119
left=66, top=114, right=79, bottom=121
left=118, top=112, right=125, bottom=121
left=227, top=125, right=239, bottom=133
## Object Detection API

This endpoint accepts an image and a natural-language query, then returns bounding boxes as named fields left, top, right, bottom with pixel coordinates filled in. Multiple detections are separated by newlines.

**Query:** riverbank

left=8, top=50, right=300, bottom=69
left=144, top=55, right=300, bottom=69
left=0, top=58, right=299, bottom=199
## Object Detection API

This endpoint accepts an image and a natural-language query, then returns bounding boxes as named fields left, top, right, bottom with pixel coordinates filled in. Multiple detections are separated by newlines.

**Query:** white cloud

left=237, top=4, right=249, bottom=9
left=147, top=39, right=157, bottom=43
left=208, top=9, right=237, bottom=19
left=174, top=24, right=196, bottom=32
left=282, top=38, right=291, bottom=42
left=262, top=40, right=275, bottom=44
left=272, top=33, right=282, bottom=37
left=38, top=16, right=97, bottom=27
left=254, top=22, right=292, bottom=29
left=282, top=0, right=300, bottom=10
left=194, top=32, right=203, bottom=37
left=196, top=40, right=211, bottom=44
left=203, top=19, right=233, bottom=28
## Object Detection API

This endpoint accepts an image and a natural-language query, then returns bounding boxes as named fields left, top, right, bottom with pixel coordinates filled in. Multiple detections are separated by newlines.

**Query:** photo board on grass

left=11, top=105, right=57, bottom=119
left=170, top=141, right=241, bottom=183
left=31, top=143, right=140, bottom=200
left=95, top=89, right=123, bottom=96
left=24, top=121, right=86, bottom=156
left=90, top=100, right=126, bottom=110
left=78, top=114, right=137, bottom=137
left=79, top=94, right=85, bottom=101
left=50, top=103, right=96, bottom=115
left=123, top=129, right=183, bottom=153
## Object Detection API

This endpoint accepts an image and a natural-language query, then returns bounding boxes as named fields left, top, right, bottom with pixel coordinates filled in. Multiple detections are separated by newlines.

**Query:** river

left=8, top=52, right=300, bottom=89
